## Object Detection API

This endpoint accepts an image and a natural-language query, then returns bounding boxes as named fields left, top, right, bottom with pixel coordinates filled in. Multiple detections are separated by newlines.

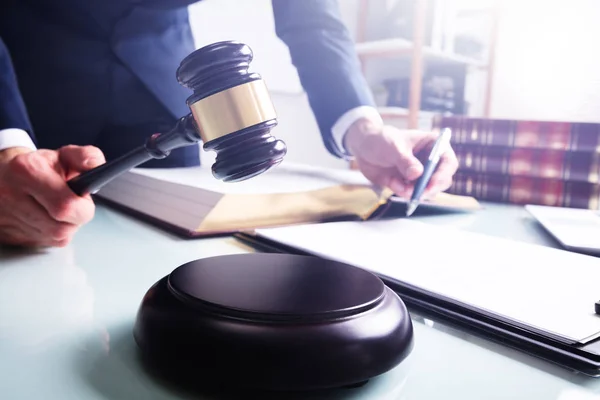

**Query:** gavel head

left=176, top=41, right=287, bottom=182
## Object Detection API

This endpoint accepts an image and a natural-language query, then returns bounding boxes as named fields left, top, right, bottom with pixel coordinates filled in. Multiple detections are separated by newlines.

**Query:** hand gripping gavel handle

left=66, top=114, right=199, bottom=196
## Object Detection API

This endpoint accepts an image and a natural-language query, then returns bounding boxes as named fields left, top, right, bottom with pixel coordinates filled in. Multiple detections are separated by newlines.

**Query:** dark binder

left=234, top=231, right=600, bottom=377
left=92, top=170, right=481, bottom=238
left=92, top=171, right=395, bottom=238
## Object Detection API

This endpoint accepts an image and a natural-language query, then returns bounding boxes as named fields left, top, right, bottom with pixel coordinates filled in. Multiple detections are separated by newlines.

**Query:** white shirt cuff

left=331, top=106, right=383, bottom=157
left=0, top=128, right=37, bottom=152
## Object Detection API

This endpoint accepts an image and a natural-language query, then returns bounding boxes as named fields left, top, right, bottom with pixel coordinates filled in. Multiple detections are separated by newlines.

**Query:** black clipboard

left=234, top=231, right=600, bottom=377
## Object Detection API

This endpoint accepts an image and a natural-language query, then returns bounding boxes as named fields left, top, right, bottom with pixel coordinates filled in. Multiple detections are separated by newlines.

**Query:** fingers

left=423, top=147, right=459, bottom=198
left=433, top=147, right=459, bottom=189
left=388, top=177, right=414, bottom=199
left=0, top=146, right=99, bottom=248
left=59, top=145, right=105, bottom=179
left=351, top=125, right=461, bottom=202
left=0, top=221, right=68, bottom=248
left=389, top=135, right=459, bottom=199
left=7, top=151, right=96, bottom=226
left=352, top=158, right=413, bottom=199
left=0, top=225, right=70, bottom=248
left=12, top=194, right=78, bottom=242
left=0, top=224, right=32, bottom=247
left=391, top=141, right=424, bottom=182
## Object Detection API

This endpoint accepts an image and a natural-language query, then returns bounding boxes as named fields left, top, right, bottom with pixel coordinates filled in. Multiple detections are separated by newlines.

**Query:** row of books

left=452, top=144, right=599, bottom=183
left=450, top=172, right=599, bottom=210
left=432, top=116, right=600, bottom=209
left=439, top=116, right=600, bottom=152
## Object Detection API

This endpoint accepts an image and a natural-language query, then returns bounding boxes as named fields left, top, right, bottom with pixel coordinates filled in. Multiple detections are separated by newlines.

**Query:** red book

left=453, top=144, right=600, bottom=183
left=448, top=172, right=600, bottom=209
left=435, top=116, right=600, bottom=152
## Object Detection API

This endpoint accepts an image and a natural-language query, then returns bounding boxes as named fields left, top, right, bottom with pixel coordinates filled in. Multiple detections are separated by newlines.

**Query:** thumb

left=58, top=145, right=106, bottom=178
left=393, top=147, right=423, bottom=181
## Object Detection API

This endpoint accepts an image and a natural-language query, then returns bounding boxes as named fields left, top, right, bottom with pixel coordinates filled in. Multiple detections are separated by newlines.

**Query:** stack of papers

left=252, top=218, right=600, bottom=345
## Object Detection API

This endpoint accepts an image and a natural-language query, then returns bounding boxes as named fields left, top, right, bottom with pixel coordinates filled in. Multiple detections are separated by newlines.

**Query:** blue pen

left=406, top=128, right=452, bottom=217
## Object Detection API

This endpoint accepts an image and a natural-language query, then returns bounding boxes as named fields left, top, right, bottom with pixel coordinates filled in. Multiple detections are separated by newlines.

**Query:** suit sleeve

left=0, top=36, right=35, bottom=141
left=272, top=0, right=376, bottom=158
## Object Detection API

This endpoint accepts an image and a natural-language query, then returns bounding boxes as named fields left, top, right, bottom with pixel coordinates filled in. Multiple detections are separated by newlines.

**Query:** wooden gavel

left=66, top=41, right=287, bottom=196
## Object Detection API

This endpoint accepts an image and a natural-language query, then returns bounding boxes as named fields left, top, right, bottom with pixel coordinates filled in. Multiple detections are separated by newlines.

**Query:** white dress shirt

left=0, top=128, right=37, bottom=151
left=0, top=106, right=382, bottom=156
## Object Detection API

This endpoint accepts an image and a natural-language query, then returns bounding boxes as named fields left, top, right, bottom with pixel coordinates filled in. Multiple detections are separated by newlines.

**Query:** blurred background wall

left=187, top=0, right=600, bottom=169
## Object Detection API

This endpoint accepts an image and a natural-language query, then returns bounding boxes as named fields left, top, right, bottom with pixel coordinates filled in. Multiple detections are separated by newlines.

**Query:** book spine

left=434, top=116, right=600, bottom=152
left=448, top=172, right=600, bottom=209
left=453, top=144, right=600, bottom=183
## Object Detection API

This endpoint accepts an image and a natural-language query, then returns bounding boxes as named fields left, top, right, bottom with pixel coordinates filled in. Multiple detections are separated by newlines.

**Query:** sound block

left=133, top=253, right=414, bottom=392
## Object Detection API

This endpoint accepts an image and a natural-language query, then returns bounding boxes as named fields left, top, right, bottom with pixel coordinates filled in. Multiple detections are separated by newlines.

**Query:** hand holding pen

left=343, top=121, right=458, bottom=203
left=406, top=128, right=453, bottom=216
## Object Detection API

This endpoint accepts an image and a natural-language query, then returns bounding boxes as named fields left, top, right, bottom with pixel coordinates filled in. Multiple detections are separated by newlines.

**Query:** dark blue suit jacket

left=0, top=0, right=374, bottom=167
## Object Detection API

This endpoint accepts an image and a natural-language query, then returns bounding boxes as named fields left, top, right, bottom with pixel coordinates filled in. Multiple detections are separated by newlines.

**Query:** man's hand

left=344, top=118, right=459, bottom=200
left=0, top=145, right=105, bottom=248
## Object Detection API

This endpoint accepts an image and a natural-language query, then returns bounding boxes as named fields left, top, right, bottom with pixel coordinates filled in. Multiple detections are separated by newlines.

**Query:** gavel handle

left=67, top=114, right=200, bottom=196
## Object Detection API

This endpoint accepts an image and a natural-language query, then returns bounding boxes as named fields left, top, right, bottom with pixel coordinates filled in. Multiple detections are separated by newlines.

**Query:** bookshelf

left=354, top=37, right=487, bottom=67
left=354, top=0, right=499, bottom=129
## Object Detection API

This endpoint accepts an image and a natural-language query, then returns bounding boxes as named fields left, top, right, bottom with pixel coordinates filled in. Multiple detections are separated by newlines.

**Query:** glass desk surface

left=1, top=199, right=599, bottom=400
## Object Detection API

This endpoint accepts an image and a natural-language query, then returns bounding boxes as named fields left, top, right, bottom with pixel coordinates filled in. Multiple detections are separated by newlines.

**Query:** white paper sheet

left=526, top=205, right=600, bottom=254
left=254, top=219, right=600, bottom=344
